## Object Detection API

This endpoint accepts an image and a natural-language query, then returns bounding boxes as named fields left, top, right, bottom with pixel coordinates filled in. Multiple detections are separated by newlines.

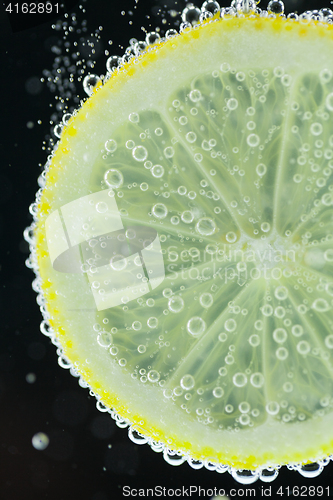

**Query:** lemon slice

left=28, top=10, right=333, bottom=477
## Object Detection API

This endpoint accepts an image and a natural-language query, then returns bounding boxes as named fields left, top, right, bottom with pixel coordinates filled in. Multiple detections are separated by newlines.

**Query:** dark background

left=1, top=0, right=333, bottom=499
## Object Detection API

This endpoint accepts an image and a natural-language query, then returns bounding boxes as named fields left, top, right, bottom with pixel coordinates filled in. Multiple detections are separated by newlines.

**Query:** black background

left=1, top=0, right=333, bottom=499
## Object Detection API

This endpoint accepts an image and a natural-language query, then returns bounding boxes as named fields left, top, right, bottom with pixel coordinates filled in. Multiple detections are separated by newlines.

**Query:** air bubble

left=326, top=93, right=333, bottom=111
left=186, top=131, right=197, bottom=143
left=260, top=222, right=270, bottom=233
left=105, top=139, right=117, bottom=152
left=147, top=316, right=158, bottom=329
left=104, top=168, right=123, bottom=188
left=152, top=165, right=164, bottom=177
left=239, top=402, right=250, bottom=414
left=164, top=146, right=175, bottom=158
left=224, top=319, right=237, bottom=332
left=310, top=122, right=323, bottom=136
left=83, top=74, right=100, bottom=96
left=250, top=372, right=264, bottom=388
left=106, top=55, right=120, bottom=73
left=187, top=317, right=206, bottom=337
left=273, top=328, right=287, bottom=344
left=312, top=298, right=330, bottom=312
left=276, top=347, right=288, bottom=360
left=233, top=373, right=247, bottom=387
left=293, top=174, right=303, bottom=183
left=322, top=193, right=333, bottom=206
left=181, top=211, right=194, bottom=224
left=148, top=370, right=160, bottom=382
left=32, top=432, right=49, bottom=450
left=266, top=401, right=280, bottom=415
left=227, top=98, right=238, bottom=110
left=226, top=231, right=237, bottom=243
left=247, top=134, right=260, bottom=147
left=110, top=254, right=127, bottom=271
left=283, top=382, right=293, bottom=393
left=146, top=31, right=161, bottom=45
left=195, top=217, right=216, bottom=236
left=218, top=332, right=227, bottom=342
left=152, top=203, right=168, bottom=219
left=97, top=331, right=113, bottom=347
left=261, top=304, right=273, bottom=317
left=255, top=164, right=266, bottom=178
left=180, top=374, right=195, bottom=390
left=267, top=0, right=284, bottom=15
left=165, top=29, right=178, bottom=39
left=325, top=335, right=333, bottom=349
left=168, top=296, right=185, bottom=313
left=96, top=202, right=108, bottom=214
left=163, top=388, right=173, bottom=399
left=132, top=145, right=148, bottom=162
left=129, top=112, right=140, bottom=123
left=249, top=334, right=260, bottom=347
left=324, top=249, right=333, bottom=262
left=182, top=5, right=201, bottom=25
left=213, top=387, right=224, bottom=398
left=291, top=325, right=304, bottom=337
left=274, top=286, right=288, bottom=300
left=236, top=71, right=245, bottom=82
left=189, top=89, right=202, bottom=102
left=199, top=293, right=213, bottom=308
left=202, top=0, right=220, bottom=14
left=54, top=123, right=63, bottom=138
left=297, top=341, right=310, bottom=355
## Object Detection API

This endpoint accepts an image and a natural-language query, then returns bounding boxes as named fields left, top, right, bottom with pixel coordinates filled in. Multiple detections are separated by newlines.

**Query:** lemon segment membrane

left=26, top=11, right=333, bottom=479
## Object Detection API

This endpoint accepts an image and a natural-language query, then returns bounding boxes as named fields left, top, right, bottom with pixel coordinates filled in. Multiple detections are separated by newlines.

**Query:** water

left=23, top=0, right=333, bottom=487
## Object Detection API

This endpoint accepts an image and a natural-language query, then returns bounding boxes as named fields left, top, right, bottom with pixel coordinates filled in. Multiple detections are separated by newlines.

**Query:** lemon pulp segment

left=34, top=16, right=333, bottom=470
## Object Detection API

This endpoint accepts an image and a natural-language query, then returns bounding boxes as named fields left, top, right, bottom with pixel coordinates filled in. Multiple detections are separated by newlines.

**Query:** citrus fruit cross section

left=27, top=5, right=333, bottom=478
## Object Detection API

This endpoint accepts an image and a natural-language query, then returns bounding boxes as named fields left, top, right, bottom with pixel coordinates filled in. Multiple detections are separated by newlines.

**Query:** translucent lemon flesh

left=35, top=16, right=333, bottom=469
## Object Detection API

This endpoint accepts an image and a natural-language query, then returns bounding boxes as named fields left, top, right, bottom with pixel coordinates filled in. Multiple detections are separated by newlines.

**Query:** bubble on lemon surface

left=199, top=293, right=213, bottom=308
left=187, top=317, right=206, bottom=337
left=104, top=168, right=123, bottom=188
left=132, top=145, right=148, bottom=162
left=233, top=373, right=247, bottom=388
left=168, top=296, right=185, bottom=313
left=152, top=203, right=168, bottom=219
left=105, top=139, right=117, bottom=153
left=180, top=374, right=195, bottom=390
left=196, top=217, right=216, bottom=235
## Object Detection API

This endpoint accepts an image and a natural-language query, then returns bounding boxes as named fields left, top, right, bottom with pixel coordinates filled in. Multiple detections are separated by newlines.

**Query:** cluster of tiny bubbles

left=45, top=0, right=333, bottom=151
left=39, top=6, right=109, bottom=149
